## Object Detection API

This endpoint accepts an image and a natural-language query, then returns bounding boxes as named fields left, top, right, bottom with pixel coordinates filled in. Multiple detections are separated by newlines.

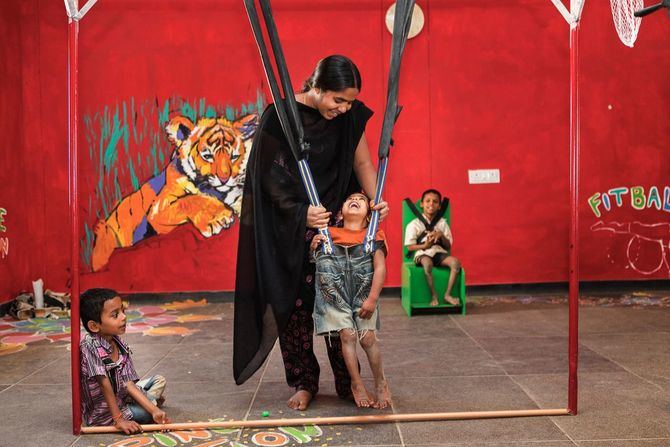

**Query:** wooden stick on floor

left=80, top=408, right=571, bottom=434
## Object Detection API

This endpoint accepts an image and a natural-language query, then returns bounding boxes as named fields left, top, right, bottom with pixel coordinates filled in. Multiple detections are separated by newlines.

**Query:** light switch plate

left=468, top=169, right=500, bottom=184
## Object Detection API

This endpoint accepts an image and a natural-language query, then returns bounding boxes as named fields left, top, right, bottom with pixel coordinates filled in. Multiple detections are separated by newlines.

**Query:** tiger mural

left=91, top=113, right=258, bottom=271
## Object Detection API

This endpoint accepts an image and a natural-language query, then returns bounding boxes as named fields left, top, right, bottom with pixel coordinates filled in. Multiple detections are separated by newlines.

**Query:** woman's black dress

left=234, top=100, right=373, bottom=396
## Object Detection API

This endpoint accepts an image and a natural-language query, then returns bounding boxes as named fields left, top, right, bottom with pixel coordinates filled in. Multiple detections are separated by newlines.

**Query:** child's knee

left=151, top=374, right=167, bottom=391
left=445, top=257, right=461, bottom=271
left=358, top=330, right=377, bottom=349
left=339, top=328, right=357, bottom=344
left=420, top=258, right=434, bottom=273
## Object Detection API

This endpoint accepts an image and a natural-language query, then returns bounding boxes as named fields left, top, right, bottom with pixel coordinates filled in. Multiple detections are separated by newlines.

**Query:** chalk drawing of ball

left=626, top=236, right=666, bottom=275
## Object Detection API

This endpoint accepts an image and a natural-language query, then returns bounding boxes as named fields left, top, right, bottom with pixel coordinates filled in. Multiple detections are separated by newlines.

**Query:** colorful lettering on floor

left=106, top=423, right=325, bottom=447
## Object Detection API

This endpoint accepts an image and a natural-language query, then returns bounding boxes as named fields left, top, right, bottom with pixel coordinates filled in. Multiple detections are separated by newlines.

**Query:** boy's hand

left=358, top=297, right=377, bottom=319
left=115, top=418, right=142, bottom=435
left=426, top=231, right=440, bottom=244
left=152, top=409, right=170, bottom=424
left=310, top=234, right=326, bottom=252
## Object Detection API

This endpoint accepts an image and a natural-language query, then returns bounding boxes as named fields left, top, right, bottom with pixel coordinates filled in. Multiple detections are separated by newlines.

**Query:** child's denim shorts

left=313, top=242, right=382, bottom=336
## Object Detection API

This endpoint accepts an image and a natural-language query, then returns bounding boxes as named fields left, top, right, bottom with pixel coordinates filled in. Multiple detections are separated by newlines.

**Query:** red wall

left=2, top=0, right=669, bottom=300
left=0, top=0, right=28, bottom=300
left=0, top=0, right=68, bottom=301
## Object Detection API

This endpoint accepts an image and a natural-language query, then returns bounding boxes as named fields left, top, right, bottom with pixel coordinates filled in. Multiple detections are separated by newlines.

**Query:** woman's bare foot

left=374, top=381, right=392, bottom=409
left=287, top=390, right=312, bottom=411
left=430, top=296, right=439, bottom=307
left=351, top=383, right=376, bottom=408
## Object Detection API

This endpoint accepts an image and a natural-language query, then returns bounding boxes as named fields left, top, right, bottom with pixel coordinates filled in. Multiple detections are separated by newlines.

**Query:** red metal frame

left=66, top=3, right=583, bottom=434
left=568, top=21, right=580, bottom=416
left=68, top=17, right=82, bottom=435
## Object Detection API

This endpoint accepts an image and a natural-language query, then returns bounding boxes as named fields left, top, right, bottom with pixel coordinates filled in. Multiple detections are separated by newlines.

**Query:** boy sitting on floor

left=80, top=288, right=170, bottom=434
left=404, top=189, right=462, bottom=307
left=310, top=192, right=392, bottom=409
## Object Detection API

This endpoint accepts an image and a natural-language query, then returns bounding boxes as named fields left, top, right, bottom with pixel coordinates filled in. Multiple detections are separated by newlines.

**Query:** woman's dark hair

left=80, top=288, right=119, bottom=333
left=301, top=55, right=361, bottom=93
left=421, top=189, right=442, bottom=202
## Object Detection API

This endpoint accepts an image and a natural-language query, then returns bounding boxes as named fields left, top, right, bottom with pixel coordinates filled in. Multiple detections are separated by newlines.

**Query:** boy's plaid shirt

left=80, top=333, right=139, bottom=426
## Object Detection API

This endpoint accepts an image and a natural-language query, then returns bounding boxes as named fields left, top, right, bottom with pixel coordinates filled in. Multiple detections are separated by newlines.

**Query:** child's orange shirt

left=329, top=227, right=388, bottom=255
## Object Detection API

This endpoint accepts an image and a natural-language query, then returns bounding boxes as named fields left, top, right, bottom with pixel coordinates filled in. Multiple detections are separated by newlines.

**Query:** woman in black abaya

left=234, top=55, right=388, bottom=410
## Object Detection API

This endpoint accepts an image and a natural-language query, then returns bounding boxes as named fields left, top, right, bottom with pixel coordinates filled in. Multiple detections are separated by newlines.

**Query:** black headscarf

left=233, top=100, right=373, bottom=384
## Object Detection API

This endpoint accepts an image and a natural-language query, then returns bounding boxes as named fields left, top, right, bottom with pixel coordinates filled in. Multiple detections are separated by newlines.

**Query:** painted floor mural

left=3, top=293, right=670, bottom=358
left=0, top=299, right=222, bottom=357
left=1, top=295, right=670, bottom=446
left=0, top=298, right=334, bottom=447
left=90, top=424, right=353, bottom=447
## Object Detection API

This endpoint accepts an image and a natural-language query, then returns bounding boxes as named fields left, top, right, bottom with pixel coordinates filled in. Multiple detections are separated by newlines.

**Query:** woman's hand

left=310, top=234, right=326, bottom=252
left=370, top=200, right=389, bottom=222
left=306, top=205, right=331, bottom=229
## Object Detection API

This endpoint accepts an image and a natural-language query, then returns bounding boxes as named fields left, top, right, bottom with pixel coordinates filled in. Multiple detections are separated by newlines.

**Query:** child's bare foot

left=374, top=381, right=392, bottom=409
left=156, top=396, right=166, bottom=408
left=430, top=296, right=439, bottom=307
left=444, top=295, right=459, bottom=306
left=287, top=390, right=312, bottom=411
left=351, top=383, right=376, bottom=408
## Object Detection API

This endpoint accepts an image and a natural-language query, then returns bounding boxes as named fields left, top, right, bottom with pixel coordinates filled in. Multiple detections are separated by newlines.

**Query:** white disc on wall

left=385, top=2, right=425, bottom=39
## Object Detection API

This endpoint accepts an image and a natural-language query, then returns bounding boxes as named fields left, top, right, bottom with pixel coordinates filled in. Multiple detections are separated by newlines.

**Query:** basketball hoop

left=610, top=0, right=643, bottom=47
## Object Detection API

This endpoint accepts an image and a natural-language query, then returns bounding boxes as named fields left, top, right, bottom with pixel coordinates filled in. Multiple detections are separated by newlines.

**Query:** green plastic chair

left=401, top=198, right=466, bottom=316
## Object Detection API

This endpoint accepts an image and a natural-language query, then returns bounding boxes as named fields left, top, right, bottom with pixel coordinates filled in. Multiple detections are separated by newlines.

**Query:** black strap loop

left=404, top=197, right=450, bottom=245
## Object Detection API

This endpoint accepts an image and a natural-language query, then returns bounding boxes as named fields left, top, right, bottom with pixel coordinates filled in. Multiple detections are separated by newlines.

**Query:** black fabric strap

left=404, top=198, right=429, bottom=228
left=404, top=197, right=450, bottom=246
left=404, top=197, right=450, bottom=230
left=364, top=0, right=415, bottom=253
left=257, top=0, right=310, bottom=156
left=244, top=0, right=334, bottom=252
left=243, top=0, right=306, bottom=161
left=377, top=0, right=415, bottom=160
left=433, top=198, right=450, bottom=226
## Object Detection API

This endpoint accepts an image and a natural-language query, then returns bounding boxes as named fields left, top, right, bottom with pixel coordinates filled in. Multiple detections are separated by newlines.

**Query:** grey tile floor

left=1, top=291, right=669, bottom=447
